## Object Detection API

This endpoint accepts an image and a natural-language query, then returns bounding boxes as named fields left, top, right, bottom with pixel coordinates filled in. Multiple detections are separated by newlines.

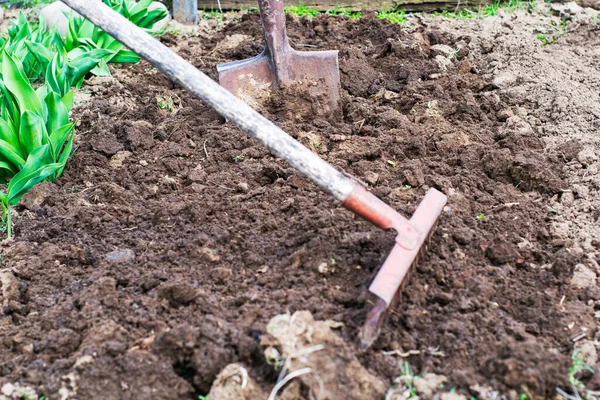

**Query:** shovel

left=217, top=0, right=341, bottom=119
left=59, top=0, right=447, bottom=350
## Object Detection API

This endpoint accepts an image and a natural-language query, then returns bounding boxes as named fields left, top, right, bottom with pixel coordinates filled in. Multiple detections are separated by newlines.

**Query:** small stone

left=561, top=191, right=575, bottom=206
left=364, top=171, right=379, bottom=186
left=571, top=264, right=596, bottom=289
left=492, top=72, right=517, bottom=89
left=74, top=355, right=94, bottom=370
left=430, top=44, right=455, bottom=58
left=200, top=247, right=220, bottom=263
left=434, top=55, right=453, bottom=71
left=104, top=249, right=135, bottom=264
left=440, top=393, right=468, bottom=400
left=496, top=108, right=514, bottom=122
left=109, top=151, right=132, bottom=169
left=578, top=147, right=598, bottom=166
left=317, top=262, right=330, bottom=275
left=139, top=160, right=148, bottom=166
left=237, top=182, right=249, bottom=193
left=452, top=228, right=474, bottom=245
left=187, top=165, right=206, bottom=182
left=414, top=373, right=447, bottom=398
left=576, top=340, right=598, bottom=366
left=572, top=184, right=590, bottom=199
left=1, top=383, right=14, bottom=397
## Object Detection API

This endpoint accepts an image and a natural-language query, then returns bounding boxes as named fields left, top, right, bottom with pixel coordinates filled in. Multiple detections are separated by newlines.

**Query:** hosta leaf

left=45, top=92, right=70, bottom=139
left=2, top=52, right=43, bottom=115
left=19, top=111, right=46, bottom=156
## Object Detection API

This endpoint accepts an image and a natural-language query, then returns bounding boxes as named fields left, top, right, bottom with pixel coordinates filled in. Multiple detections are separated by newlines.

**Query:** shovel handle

left=59, top=0, right=355, bottom=201
left=258, top=0, right=290, bottom=78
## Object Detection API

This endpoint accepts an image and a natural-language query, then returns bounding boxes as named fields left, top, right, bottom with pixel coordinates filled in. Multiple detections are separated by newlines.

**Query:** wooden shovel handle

left=258, top=0, right=291, bottom=77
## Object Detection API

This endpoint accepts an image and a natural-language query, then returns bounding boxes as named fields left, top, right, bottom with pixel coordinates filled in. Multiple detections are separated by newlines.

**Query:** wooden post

left=173, top=0, right=198, bottom=24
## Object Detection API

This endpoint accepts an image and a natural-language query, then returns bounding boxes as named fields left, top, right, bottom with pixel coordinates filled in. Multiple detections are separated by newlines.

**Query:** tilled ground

left=0, top=4, right=599, bottom=400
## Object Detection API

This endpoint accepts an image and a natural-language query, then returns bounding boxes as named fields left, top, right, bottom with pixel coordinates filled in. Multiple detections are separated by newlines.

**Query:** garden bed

left=0, top=3, right=599, bottom=399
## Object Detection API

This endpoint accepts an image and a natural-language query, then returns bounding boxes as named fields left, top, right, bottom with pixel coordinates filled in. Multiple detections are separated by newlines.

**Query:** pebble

left=570, top=264, right=597, bottom=289
left=109, top=151, right=132, bottom=169
left=104, top=249, right=135, bottom=264
left=578, top=147, right=598, bottom=166
left=560, top=191, right=574, bottom=206
left=364, top=171, right=379, bottom=186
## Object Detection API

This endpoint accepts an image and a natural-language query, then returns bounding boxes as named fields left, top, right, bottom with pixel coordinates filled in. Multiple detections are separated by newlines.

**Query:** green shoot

left=232, top=155, right=242, bottom=163
left=398, top=361, right=419, bottom=398
left=568, top=349, right=594, bottom=389
left=284, top=3, right=320, bottom=17
left=476, top=213, right=485, bottom=220
left=199, top=8, right=224, bottom=21
left=157, top=96, right=176, bottom=112
left=387, top=160, right=397, bottom=168
left=326, top=6, right=362, bottom=19
left=377, top=10, right=407, bottom=25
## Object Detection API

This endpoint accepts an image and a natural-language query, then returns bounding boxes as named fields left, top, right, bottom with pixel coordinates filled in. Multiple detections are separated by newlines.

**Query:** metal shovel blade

left=217, top=0, right=341, bottom=119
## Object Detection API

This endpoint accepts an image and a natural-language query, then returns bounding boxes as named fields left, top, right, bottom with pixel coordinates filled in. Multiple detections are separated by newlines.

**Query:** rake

left=59, top=0, right=447, bottom=350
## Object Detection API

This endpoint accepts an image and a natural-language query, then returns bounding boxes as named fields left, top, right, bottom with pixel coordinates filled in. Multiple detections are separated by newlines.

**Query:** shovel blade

left=217, top=49, right=341, bottom=119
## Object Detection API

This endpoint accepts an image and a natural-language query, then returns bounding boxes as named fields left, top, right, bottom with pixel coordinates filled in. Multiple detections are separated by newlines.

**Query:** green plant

left=387, top=160, right=397, bottom=168
left=476, top=213, right=485, bottom=220
left=519, top=393, right=528, bottom=400
left=0, top=52, right=75, bottom=238
left=64, top=0, right=167, bottom=76
left=157, top=96, right=176, bottom=112
left=199, top=8, right=224, bottom=21
left=285, top=3, right=320, bottom=17
left=232, top=155, right=242, bottom=162
left=536, top=33, right=553, bottom=45
left=377, top=10, right=407, bottom=25
left=4, top=13, right=62, bottom=81
left=326, top=6, right=362, bottom=19
left=568, top=349, right=594, bottom=389
left=397, top=361, right=419, bottom=398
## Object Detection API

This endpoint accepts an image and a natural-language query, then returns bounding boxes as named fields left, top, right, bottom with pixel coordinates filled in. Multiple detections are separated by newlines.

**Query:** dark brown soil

left=0, top=10, right=595, bottom=400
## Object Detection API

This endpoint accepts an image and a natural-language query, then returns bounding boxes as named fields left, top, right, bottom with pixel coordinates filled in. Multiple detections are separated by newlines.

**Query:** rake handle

left=59, top=0, right=355, bottom=201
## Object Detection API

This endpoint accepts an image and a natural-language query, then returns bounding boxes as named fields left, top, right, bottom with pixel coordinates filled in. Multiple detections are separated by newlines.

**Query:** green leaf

left=8, top=162, right=63, bottom=205
left=55, top=126, right=74, bottom=178
left=0, top=161, right=16, bottom=177
left=0, top=139, right=26, bottom=170
left=45, top=91, right=70, bottom=140
left=2, top=52, right=43, bottom=115
left=24, top=41, right=54, bottom=69
left=0, top=117, right=20, bottom=155
left=91, top=59, right=112, bottom=76
left=62, top=91, right=75, bottom=110
left=49, top=123, right=74, bottom=161
left=45, top=55, right=63, bottom=96
left=6, top=144, right=55, bottom=203
left=111, top=49, right=141, bottom=64
left=19, top=111, right=46, bottom=156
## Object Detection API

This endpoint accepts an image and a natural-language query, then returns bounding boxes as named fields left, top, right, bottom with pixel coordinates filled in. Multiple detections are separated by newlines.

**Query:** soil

left=1, top=3, right=599, bottom=400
